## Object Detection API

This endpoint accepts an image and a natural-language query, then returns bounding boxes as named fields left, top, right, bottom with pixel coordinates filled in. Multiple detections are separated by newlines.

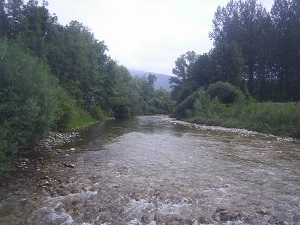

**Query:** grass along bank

left=187, top=101, right=300, bottom=139
left=171, top=87, right=300, bottom=139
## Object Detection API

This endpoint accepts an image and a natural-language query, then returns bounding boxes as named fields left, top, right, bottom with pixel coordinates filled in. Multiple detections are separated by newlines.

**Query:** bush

left=114, top=104, right=131, bottom=119
left=0, top=38, right=58, bottom=157
left=147, top=89, right=175, bottom=115
left=190, top=97, right=300, bottom=138
left=206, top=81, right=239, bottom=104
left=193, top=88, right=214, bottom=115
left=53, top=87, right=77, bottom=131
left=89, top=104, right=107, bottom=120
left=172, top=88, right=207, bottom=119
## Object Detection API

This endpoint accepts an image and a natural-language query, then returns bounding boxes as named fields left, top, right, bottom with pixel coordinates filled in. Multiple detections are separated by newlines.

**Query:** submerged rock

left=62, top=162, right=75, bottom=168
left=82, top=186, right=94, bottom=192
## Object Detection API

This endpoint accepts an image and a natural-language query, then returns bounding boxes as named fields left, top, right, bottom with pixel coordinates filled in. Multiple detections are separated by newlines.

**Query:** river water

left=0, top=115, right=299, bottom=225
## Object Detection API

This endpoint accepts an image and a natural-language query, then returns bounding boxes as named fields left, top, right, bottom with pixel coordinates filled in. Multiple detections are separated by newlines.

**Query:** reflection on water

left=0, top=115, right=299, bottom=224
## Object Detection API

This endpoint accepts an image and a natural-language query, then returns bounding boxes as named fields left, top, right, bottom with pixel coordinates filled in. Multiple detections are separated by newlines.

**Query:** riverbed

left=0, top=115, right=299, bottom=224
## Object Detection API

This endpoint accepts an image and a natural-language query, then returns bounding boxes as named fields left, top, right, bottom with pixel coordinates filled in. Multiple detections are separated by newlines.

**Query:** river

left=0, top=115, right=299, bottom=225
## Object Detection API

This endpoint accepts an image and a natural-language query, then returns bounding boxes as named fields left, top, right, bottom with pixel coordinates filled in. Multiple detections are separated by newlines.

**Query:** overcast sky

left=47, top=0, right=274, bottom=75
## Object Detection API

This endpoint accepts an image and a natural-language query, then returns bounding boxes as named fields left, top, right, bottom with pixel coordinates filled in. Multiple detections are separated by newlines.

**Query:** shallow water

left=0, top=115, right=299, bottom=224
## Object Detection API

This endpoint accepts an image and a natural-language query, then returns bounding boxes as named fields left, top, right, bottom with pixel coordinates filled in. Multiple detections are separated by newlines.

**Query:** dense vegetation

left=0, top=0, right=174, bottom=172
left=170, top=0, right=300, bottom=138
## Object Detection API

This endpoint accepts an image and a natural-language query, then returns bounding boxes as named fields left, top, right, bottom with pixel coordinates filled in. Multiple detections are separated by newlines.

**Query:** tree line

left=170, top=0, right=300, bottom=139
left=170, top=0, right=300, bottom=103
left=0, top=0, right=174, bottom=172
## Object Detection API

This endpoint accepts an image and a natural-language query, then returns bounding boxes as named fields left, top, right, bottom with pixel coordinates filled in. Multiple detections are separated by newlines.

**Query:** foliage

left=189, top=97, right=300, bottom=138
left=169, top=0, right=300, bottom=138
left=171, top=89, right=204, bottom=119
left=0, top=0, right=175, bottom=173
left=126, top=75, right=174, bottom=117
left=270, top=0, right=300, bottom=101
left=209, top=0, right=300, bottom=101
left=148, top=88, right=175, bottom=115
left=172, top=85, right=300, bottom=138
left=210, top=42, right=244, bottom=87
left=206, top=81, right=240, bottom=104
left=0, top=38, right=58, bottom=156
left=52, top=86, right=77, bottom=131
left=172, top=0, right=300, bottom=104
left=0, top=127, right=12, bottom=173
left=170, top=51, right=197, bottom=86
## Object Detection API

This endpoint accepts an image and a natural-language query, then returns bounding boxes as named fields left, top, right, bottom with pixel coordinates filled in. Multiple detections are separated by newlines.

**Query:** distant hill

left=128, top=69, right=172, bottom=92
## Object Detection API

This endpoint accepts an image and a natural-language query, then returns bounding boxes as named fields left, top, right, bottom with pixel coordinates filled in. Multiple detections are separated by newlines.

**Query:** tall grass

left=184, top=89, right=300, bottom=138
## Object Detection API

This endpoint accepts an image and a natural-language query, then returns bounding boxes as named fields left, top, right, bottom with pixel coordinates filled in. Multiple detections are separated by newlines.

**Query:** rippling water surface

left=0, top=115, right=299, bottom=224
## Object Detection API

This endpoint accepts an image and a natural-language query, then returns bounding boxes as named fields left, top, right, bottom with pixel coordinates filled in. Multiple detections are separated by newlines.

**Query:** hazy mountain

left=128, top=69, right=172, bottom=92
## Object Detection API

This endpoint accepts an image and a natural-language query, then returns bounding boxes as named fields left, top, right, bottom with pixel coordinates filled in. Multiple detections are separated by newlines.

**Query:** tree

left=0, top=0, right=9, bottom=36
left=104, top=60, right=132, bottom=118
left=148, top=88, right=175, bottom=114
left=46, top=20, right=109, bottom=113
left=170, top=51, right=197, bottom=88
left=6, top=0, right=24, bottom=38
left=271, top=0, right=300, bottom=101
left=187, top=53, right=213, bottom=88
left=0, top=38, right=58, bottom=154
left=18, top=0, right=52, bottom=59
left=210, top=42, right=245, bottom=87
left=170, top=51, right=198, bottom=103
left=147, top=73, right=157, bottom=85
left=0, top=0, right=180, bottom=173
left=210, top=0, right=272, bottom=96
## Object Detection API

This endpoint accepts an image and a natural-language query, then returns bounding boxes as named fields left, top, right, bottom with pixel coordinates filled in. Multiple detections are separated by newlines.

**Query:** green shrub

left=147, top=93, right=175, bottom=115
left=193, top=88, right=211, bottom=115
left=53, top=87, right=77, bottom=131
left=0, top=38, right=61, bottom=173
left=206, top=81, right=239, bottom=104
left=172, top=89, right=201, bottom=119
left=190, top=97, right=300, bottom=138
left=114, top=104, right=131, bottom=119
left=0, top=39, right=58, bottom=152
left=89, top=104, right=106, bottom=120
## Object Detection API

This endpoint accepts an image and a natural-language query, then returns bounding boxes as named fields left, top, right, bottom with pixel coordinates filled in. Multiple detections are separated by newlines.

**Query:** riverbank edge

left=0, top=120, right=104, bottom=176
left=162, top=116, right=300, bottom=143
left=32, top=119, right=107, bottom=153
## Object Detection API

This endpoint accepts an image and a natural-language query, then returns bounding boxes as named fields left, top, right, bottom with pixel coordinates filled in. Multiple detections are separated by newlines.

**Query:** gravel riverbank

left=161, top=116, right=299, bottom=143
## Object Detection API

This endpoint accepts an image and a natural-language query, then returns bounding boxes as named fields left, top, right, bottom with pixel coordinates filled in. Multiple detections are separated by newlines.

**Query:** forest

left=170, top=0, right=300, bottom=139
left=0, top=0, right=174, bottom=172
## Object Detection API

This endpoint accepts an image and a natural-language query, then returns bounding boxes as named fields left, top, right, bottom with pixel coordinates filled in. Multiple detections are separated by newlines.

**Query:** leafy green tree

left=170, top=51, right=197, bottom=88
left=187, top=53, right=213, bottom=88
left=0, top=38, right=58, bottom=154
left=104, top=60, right=132, bottom=118
left=148, top=88, right=175, bottom=114
left=0, top=0, right=181, bottom=174
left=44, top=20, right=109, bottom=116
left=170, top=51, right=199, bottom=103
left=6, top=0, right=24, bottom=38
left=125, top=77, right=145, bottom=116
left=210, top=42, right=245, bottom=87
left=17, top=0, right=52, bottom=59
left=210, top=0, right=272, bottom=96
left=147, top=73, right=157, bottom=85
left=135, top=74, right=156, bottom=103
left=271, top=0, right=300, bottom=101
left=0, top=0, right=9, bottom=36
